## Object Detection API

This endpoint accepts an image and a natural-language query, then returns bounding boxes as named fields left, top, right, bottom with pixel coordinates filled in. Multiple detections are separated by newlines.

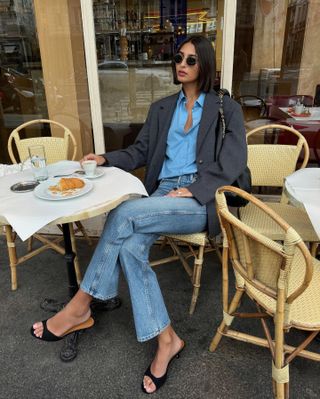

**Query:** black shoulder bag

left=216, top=89, right=251, bottom=207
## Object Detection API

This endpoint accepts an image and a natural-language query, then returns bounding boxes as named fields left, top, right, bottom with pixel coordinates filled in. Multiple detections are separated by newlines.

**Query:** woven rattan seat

left=5, top=119, right=89, bottom=290
left=239, top=124, right=319, bottom=256
left=242, top=202, right=318, bottom=242
left=210, top=186, right=320, bottom=399
left=165, top=232, right=207, bottom=246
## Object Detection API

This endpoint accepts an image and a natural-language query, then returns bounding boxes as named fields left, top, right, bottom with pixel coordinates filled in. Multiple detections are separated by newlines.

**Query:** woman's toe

left=143, top=376, right=156, bottom=394
left=32, top=322, right=44, bottom=337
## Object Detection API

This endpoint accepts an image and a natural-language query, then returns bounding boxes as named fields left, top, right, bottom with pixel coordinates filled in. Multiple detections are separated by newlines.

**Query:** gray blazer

left=104, top=90, right=247, bottom=237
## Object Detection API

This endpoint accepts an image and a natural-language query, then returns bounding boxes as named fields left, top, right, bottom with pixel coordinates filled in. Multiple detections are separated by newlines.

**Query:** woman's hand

left=166, top=187, right=193, bottom=197
left=80, top=153, right=106, bottom=166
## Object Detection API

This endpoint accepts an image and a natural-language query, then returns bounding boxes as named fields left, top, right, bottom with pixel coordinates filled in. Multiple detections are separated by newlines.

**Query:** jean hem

left=80, top=285, right=118, bottom=302
left=137, top=320, right=171, bottom=342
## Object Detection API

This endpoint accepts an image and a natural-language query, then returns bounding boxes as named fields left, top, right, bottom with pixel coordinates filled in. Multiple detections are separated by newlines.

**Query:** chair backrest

left=216, top=186, right=313, bottom=321
left=8, top=119, right=77, bottom=164
left=235, top=95, right=267, bottom=121
left=246, top=124, right=309, bottom=188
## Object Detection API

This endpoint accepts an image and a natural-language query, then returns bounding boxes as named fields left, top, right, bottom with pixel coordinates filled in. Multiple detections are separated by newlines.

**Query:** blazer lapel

left=156, top=92, right=179, bottom=154
left=196, top=91, right=220, bottom=153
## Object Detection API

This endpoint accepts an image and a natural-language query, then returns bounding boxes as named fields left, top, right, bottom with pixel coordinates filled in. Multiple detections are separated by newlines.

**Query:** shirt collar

left=179, top=90, right=205, bottom=107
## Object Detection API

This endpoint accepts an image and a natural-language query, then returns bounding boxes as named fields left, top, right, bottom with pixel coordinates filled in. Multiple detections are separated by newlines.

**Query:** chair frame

left=235, top=94, right=267, bottom=120
left=242, top=124, right=319, bottom=257
left=5, top=119, right=87, bottom=290
left=8, top=118, right=77, bottom=164
left=210, top=186, right=320, bottom=399
left=150, top=234, right=221, bottom=315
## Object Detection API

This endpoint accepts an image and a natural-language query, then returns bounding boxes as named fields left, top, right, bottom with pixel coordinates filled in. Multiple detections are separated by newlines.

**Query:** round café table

left=0, top=161, right=148, bottom=360
left=284, top=167, right=320, bottom=241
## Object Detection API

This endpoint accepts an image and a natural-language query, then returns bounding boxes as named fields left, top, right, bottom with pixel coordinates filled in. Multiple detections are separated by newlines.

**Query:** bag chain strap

left=218, top=89, right=226, bottom=139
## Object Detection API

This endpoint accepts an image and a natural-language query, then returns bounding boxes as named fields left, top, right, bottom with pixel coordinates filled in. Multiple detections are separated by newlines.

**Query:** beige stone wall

left=251, top=0, right=288, bottom=72
left=33, top=0, right=93, bottom=159
left=297, top=0, right=320, bottom=97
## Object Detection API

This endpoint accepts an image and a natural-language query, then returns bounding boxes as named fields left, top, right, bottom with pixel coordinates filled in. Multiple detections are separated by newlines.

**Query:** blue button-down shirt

left=158, top=91, right=205, bottom=180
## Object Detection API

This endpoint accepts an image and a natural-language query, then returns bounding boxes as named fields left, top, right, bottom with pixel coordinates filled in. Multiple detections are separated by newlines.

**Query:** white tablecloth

left=285, top=168, right=320, bottom=238
left=0, top=161, right=148, bottom=241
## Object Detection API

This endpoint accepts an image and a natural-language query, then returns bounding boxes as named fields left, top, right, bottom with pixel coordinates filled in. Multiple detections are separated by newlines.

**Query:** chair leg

left=5, top=225, right=18, bottom=290
left=189, top=244, right=205, bottom=315
left=274, top=382, right=285, bottom=399
left=273, top=309, right=287, bottom=399
left=69, top=223, right=82, bottom=285
left=27, top=236, right=33, bottom=252
left=310, top=242, right=318, bottom=257
left=209, top=288, right=244, bottom=351
left=74, top=221, right=93, bottom=246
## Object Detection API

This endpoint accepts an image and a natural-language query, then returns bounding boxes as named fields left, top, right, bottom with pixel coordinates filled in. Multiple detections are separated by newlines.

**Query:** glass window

left=0, top=0, right=48, bottom=163
left=233, top=0, right=320, bottom=165
left=92, top=0, right=219, bottom=150
left=233, top=0, right=318, bottom=106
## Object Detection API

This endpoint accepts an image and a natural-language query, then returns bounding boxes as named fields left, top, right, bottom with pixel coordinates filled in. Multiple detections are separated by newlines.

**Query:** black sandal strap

left=141, top=365, right=167, bottom=394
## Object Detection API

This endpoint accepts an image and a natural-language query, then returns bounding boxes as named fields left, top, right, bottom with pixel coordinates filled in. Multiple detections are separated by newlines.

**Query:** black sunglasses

left=173, top=53, right=197, bottom=66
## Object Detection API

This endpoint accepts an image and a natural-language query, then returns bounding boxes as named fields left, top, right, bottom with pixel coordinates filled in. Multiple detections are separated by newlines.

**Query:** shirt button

left=198, top=159, right=203, bottom=164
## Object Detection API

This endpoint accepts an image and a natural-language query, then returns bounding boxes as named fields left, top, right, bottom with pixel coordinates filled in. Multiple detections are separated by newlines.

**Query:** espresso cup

left=294, top=104, right=304, bottom=114
left=82, top=160, right=97, bottom=177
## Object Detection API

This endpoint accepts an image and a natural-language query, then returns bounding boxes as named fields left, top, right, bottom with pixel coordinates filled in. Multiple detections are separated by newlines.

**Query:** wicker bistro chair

left=5, top=119, right=90, bottom=290
left=8, top=119, right=77, bottom=164
left=239, top=124, right=319, bottom=256
left=150, top=233, right=221, bottom=315
left=210, top=186, right=320, bottom=399
left=235, top=95, right=272, bottom=131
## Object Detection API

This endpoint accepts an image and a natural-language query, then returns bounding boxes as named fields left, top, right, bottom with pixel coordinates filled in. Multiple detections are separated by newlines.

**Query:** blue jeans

left=80, top=173, right=207, bottom=342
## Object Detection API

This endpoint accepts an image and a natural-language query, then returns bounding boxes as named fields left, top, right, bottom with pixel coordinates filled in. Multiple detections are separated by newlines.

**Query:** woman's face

left=175, top=42, right=199, bottom=86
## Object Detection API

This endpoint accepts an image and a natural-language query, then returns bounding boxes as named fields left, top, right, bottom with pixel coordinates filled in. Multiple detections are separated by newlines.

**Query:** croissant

left=58, top=177, right=85, bottom=191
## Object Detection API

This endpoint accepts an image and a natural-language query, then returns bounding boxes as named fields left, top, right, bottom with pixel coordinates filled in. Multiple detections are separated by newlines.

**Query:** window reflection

left=93, top=0, right=218, bottom=126
left=233, top=0, right=318, bottom=103
left=0, top=0, right=47, bottom=163
left=233, top=0, right=320, bottom=165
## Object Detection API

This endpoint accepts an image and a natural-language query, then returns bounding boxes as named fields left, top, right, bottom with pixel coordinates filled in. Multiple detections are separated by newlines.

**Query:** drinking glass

left=28, top=145, right=48, bottom=182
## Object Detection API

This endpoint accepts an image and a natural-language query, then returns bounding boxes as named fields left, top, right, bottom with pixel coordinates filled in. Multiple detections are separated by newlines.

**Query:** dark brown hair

left=172, top=35, right=216, bottom=93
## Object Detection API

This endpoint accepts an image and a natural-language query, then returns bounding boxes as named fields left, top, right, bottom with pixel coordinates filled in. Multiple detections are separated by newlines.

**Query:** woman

left=31, top=35, right=246, bottom=394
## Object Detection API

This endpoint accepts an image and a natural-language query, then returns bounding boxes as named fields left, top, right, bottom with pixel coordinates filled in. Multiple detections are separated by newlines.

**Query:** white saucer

left=83, top=168, right=105, bottom=179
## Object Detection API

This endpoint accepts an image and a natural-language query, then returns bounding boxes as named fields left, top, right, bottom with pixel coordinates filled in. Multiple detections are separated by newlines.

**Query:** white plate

left=34, top=177, right=93, bottom=201
left=83, top=168, right=105, bottom=179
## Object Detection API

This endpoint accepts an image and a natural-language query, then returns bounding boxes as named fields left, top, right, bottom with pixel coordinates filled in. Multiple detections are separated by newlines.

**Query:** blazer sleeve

left=101, top=104, right=155, bottom=171
left=188, top=99, right=247, bottom=205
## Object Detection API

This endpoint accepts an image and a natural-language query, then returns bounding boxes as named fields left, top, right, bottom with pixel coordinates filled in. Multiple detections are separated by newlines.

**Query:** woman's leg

left=33, top=175, right=207, bottom=340
left=119, top=232, right=169, bottom=341
left=119, top=232, right=186, bottom=394
left=142, top=325, right=184, bottom=394
left=32, top=289, right=92, bottom=338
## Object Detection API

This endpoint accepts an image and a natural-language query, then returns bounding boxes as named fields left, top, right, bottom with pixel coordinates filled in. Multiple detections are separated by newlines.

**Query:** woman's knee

left=108, top=198, right=145, bottom=222
left=119, top=233, right=157, bottom=265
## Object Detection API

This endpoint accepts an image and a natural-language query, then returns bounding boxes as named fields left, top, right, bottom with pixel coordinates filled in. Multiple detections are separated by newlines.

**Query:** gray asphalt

left=1, top=235, right=320, bottom=399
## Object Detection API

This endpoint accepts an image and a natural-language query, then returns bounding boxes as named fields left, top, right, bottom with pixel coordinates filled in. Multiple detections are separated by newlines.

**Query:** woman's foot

left=142, top=326, right=185, bottom=394
left=32, top=290, right=92, bottom=339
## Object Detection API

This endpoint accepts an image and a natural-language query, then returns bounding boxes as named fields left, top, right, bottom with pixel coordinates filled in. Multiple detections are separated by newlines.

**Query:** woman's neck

left=182, top=84, right=200, bottom=103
